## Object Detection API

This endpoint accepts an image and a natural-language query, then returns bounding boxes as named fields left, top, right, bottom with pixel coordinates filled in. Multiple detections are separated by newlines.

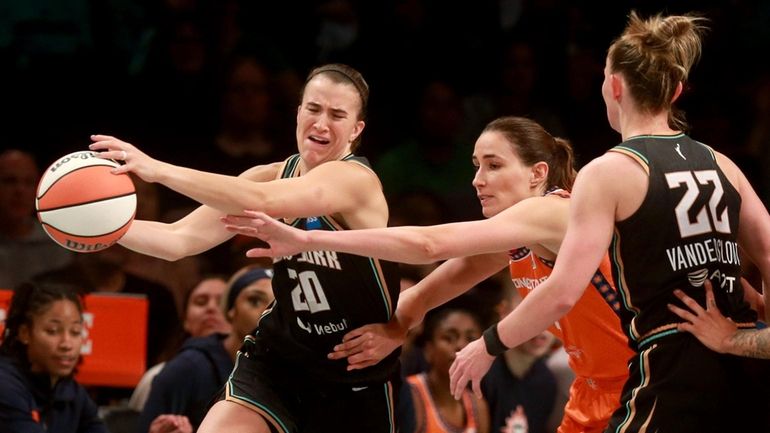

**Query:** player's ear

left=530, top=162, right=548, bottom=189
left=671, top=81, right=683, bottom=104
left=349, top=120, right=365, bottom=144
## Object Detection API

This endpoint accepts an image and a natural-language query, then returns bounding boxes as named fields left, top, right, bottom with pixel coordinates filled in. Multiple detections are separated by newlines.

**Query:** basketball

left=36, top=151, right=137, bottom=253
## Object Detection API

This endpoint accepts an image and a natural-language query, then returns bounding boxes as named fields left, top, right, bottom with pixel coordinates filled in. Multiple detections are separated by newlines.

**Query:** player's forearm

left=120, top=221, right=193, bottom=261
left=497, top=280, right=576, bottom=349
left=121, top=219, right=228, bottom=261
left=306, top=226, right=450, bottom=264
left=155, top=164, right=271, bottom=215
left=728, top=328, right=770, bottom=359
left=397, top=256, right=505, bottom=330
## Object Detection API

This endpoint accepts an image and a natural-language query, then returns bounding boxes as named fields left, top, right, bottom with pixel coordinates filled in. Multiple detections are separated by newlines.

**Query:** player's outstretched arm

left=222, top=195, right=567, bottom=264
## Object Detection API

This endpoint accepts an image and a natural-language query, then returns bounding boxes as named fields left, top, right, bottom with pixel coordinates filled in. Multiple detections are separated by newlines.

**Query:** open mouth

left=308, top=135, right=330, bottom=145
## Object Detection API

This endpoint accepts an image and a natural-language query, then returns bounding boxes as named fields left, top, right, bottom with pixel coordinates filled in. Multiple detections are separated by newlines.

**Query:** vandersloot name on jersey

left=665, top=238, right=740, bottom=272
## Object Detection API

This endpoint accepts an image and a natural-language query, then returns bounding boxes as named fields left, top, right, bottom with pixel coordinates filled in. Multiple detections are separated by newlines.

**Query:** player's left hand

left=449, top=337, right=495, bottom=400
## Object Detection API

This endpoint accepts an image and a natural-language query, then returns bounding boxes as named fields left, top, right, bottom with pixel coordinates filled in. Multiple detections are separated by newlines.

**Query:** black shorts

left=606, top=333, right=770, bottom=433
left=220, top=334, right=400, bottom=433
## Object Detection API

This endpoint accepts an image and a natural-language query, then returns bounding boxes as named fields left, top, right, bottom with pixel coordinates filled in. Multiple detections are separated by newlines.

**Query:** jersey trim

left=226, top=353, right=290, bottom=433
left=608, top=146, right=650, bottom=175
left=610, top=228, right=641, bottom=342
left=281, top=154, right=302, bottom=178
left=613, top=344, right=656, bottom=433
left=381, top=381, right=396, bottom=433
left=625, top=133, right=686, bottom=141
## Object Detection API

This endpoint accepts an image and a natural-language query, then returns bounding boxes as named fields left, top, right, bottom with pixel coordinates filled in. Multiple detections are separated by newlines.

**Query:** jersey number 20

left=665, top=170, right=730, bottom=238
left=289, top=268, right=331, bottom=313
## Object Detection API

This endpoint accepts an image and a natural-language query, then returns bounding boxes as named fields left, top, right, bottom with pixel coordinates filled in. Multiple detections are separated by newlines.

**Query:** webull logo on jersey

left=296, top=317, right=348, bottom=335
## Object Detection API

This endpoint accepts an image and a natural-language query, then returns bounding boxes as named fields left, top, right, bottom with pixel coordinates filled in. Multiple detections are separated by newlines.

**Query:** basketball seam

left=37, top=162, right=121, bottom=200
left=37, top=192, right=136, bottom=213
left=40, top=213, right=135, bottom=238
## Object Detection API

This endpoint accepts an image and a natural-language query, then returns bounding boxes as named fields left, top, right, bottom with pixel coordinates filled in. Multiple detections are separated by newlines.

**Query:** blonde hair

left=608, top=11, right=708, bottom=131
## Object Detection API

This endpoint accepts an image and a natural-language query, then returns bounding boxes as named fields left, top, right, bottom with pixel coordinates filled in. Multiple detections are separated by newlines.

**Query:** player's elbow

left=550, top=284, right=583, bottom=316
left=410, top=234, right=446, bottom=264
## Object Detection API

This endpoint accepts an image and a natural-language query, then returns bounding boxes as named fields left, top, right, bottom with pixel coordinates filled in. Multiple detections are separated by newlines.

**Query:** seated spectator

left=128, top=275, right=231, bottom=412
left=481, top=288, right=557, bottom=433
left=405, top=306, right=490, bottom=433
left=0, top=150, right=73, bottom=289
left=137, top=266, right=274, bottom=433
left=0, top=281, right=107, bottom=433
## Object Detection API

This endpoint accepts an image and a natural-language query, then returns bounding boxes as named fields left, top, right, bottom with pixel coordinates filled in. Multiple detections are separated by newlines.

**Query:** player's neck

left=620, top=110, right=678, bottom=141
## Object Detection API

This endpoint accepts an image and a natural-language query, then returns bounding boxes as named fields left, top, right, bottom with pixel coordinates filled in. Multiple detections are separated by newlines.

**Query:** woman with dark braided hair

left=0, top=282, right=107, bottom=433
left=87, top=63, right=401, bottom=433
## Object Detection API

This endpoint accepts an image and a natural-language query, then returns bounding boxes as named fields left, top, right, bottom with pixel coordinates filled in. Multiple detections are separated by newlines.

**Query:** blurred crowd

left=2, top=0, right=769, bottom=221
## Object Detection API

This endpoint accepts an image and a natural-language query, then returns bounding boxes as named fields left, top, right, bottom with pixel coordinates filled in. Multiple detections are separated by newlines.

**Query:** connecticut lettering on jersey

left=665, top=237, right=740, bottom=272
left=511, top=275, right=549, bottom=291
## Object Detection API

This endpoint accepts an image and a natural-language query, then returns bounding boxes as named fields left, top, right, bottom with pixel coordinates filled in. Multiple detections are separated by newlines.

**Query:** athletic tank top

left=256, top=153, right=401, bottom=384
left=407, top=373, right=479, bottom=433
left=508, top=189, right=633, bottom=379
left=608, top=135, right=756, bottom=349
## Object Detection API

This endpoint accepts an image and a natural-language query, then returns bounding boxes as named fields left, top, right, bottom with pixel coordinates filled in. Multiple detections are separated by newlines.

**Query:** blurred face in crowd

left=295, top=75, right=364, bottom=170
left=472, top=131, right=537, bottom=218
left=20, top=299, right=83, bottom=382
left=0, top=150, right=38, bottom=225
left=424, top=311, right=482, bottom=375
left=183, top=277, right=231, bottom=337
left=516, top=331, right=555, bottom=358
left=227, top=277, right=274, bottom=339
left=224, top=58, right=271, bottom=129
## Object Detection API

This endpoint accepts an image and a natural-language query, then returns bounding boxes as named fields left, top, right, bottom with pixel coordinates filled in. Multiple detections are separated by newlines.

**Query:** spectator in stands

left=0, top=281, right=107, bottom=433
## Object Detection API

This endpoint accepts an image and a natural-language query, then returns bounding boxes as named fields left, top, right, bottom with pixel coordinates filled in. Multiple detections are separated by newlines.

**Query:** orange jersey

left=509, top=249, right=633, bottom=381
left=407, top=373, right=479, bottom=433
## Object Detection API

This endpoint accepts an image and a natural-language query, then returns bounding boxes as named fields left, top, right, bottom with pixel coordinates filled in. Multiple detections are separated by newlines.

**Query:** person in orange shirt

left=406, top=306, right=490, bottom=433
left=222, top=116, right=634, bottom=433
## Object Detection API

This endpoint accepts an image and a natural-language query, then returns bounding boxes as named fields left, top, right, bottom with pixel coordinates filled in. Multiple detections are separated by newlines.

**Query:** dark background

left=2, top=0, right=769, bottom=217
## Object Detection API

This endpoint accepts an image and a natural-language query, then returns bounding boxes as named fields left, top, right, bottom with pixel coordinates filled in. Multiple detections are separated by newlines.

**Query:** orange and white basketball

left=36, top=151, right=136, bottom=253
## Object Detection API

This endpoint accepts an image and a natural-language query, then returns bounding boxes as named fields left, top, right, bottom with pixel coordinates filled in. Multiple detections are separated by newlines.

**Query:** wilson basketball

left=36, top=151, right=136, bottom=253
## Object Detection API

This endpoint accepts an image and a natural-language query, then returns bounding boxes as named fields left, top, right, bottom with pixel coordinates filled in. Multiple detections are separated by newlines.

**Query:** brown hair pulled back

left=483, top=116, right=577, bottom=191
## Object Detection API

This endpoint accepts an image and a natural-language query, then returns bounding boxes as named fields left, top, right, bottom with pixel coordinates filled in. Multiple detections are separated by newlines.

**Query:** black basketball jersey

left=608, top=135, right=756, bottom=349
left=256, top=153, right=401, bottom=384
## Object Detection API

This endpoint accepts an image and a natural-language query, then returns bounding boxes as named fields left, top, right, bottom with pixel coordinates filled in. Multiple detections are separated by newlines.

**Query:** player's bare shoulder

left=238, top=161, right=283, bottom=182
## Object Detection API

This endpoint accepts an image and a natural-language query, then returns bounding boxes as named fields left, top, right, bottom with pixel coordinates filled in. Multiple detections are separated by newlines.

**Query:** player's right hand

left=221, top=210, right=309, bottom=258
